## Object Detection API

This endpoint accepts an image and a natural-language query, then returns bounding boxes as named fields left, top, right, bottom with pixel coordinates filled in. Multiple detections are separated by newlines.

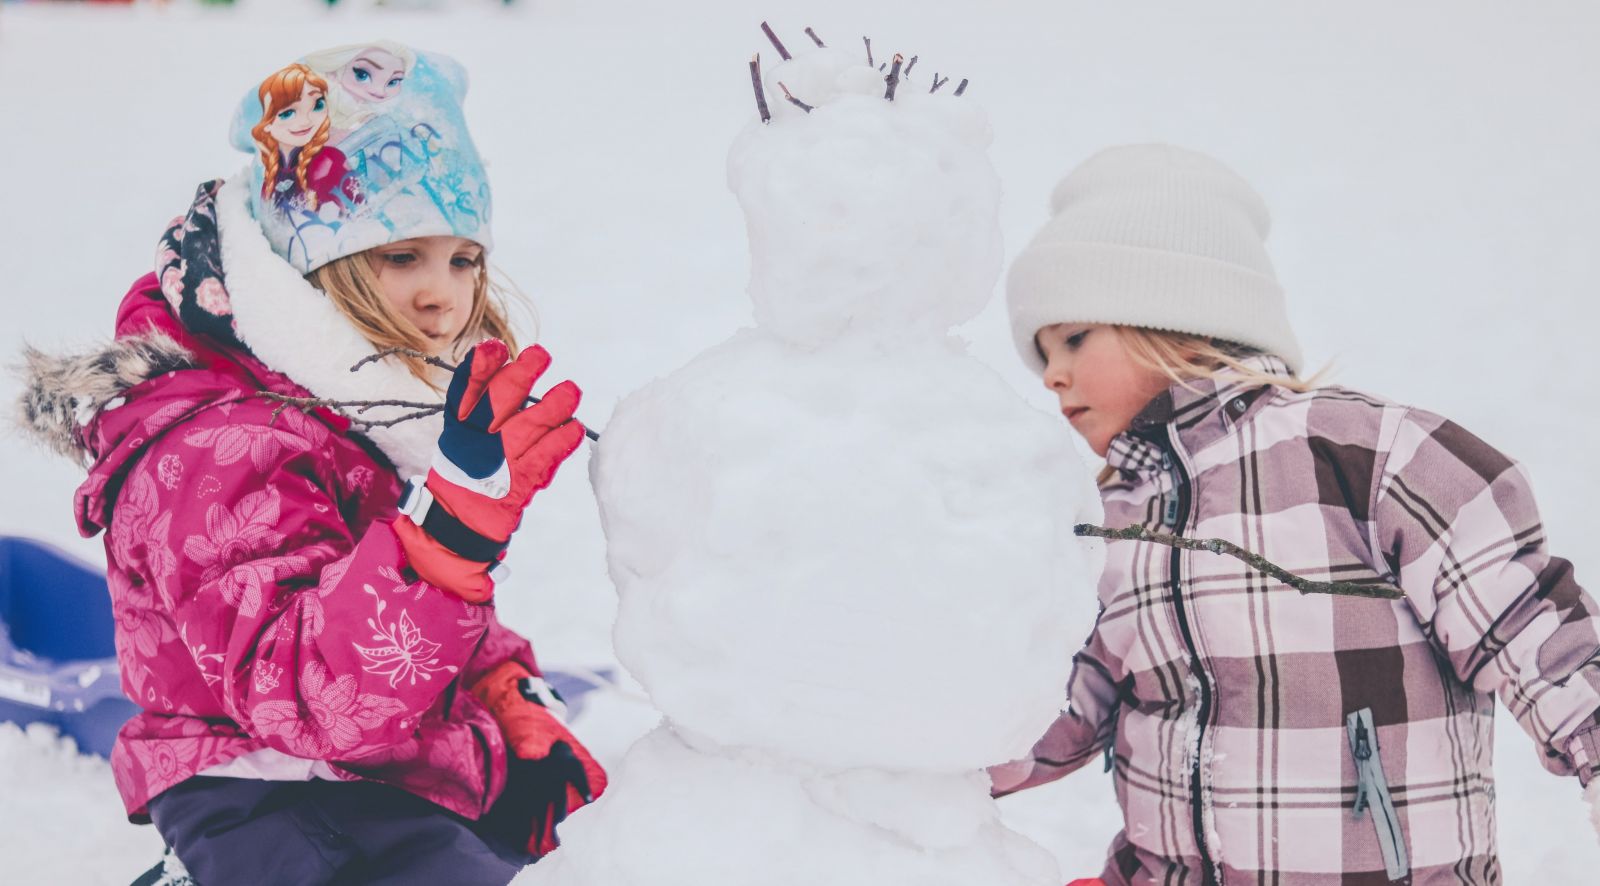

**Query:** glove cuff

left=393, top=516, right=498, bottom=603
left=398, top=476, right=512, bottom=563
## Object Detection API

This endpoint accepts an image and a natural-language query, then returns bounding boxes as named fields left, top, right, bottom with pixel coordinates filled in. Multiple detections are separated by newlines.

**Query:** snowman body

left=533, top=44, right=1103, bottom=885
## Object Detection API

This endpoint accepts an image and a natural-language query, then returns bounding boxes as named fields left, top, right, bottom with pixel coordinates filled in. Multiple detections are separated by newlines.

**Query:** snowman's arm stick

left=1074, top=523, right=1404, bottom=600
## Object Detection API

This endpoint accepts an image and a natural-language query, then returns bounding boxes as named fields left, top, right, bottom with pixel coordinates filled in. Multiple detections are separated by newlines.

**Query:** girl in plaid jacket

left=994, top=144, right=1600, bottom=884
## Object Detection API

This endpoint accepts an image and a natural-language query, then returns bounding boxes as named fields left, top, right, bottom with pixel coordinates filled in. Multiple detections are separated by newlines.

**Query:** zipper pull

left=1163, top=497, right=1180, bottom=528
left=1353, top=720, right=1371, bottom=761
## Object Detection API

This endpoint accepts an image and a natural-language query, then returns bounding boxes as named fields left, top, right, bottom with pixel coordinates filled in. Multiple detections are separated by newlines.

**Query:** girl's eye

left=387, top=76, right=404, bottom=89
left=382, top=253, right=416, bottom=266
left=276, top=108, right=294, bottom=121
left=313, top=97, right=326, bottom=112
left=1066, top=330, right=1090, bottom=349
left=353, top=67, right=371, bottom=82
left=451, top=256, right=478, bottom=269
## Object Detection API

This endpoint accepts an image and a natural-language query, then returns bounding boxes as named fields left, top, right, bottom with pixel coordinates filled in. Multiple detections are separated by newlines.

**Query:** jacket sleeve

left=1371, top=408, right=1600, bottom=784
left=461, top=612, right=540, bottom=689
left=995, top=608, right=1121, bottom=795
left=125, top=400, right=493, bottom=761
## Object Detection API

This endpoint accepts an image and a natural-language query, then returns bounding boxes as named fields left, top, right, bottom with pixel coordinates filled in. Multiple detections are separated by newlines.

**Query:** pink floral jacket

left=70, top=276, right=534, bottom=822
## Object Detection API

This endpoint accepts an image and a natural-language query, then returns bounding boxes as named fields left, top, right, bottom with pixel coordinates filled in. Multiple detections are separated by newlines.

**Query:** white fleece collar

left=214, top=172, right=442, bottom=479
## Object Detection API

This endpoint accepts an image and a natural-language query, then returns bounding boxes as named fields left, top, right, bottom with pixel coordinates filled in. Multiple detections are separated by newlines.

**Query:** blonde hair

left=252, top=64, right=333, bottom=211
left=306, top=250, right=530, bottom=391
left=1097, top=326, right=1327, bottom=484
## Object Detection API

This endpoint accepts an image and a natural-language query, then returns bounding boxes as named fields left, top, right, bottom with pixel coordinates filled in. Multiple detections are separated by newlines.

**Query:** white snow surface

left=531, top=725, right=1062, bottom=885
left=1, top=1, right=1598, bottom=883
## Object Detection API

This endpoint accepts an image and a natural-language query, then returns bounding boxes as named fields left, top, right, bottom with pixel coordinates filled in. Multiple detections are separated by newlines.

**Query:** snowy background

left=1, top=0, right=1597, bottom=881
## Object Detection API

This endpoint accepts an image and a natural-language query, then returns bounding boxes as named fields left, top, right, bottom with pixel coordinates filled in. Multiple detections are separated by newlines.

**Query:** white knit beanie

left=1006, top=144, right=1303, bottom=374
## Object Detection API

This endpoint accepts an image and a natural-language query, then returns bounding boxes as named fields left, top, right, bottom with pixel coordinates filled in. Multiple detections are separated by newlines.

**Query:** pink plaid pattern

left=1007, top=357, right=1600, bottom=884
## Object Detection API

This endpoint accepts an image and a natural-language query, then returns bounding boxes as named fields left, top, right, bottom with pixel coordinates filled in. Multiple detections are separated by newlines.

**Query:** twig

left=879, top=62, right=886, bottom=72
left=760, top=21, right=791, bottom=61
left=322, top=347, right=602, bottom=442
left=350, top=348, right=454, bottom=373
left=750, top=54, right=771, bottom=123
left=954, top=78, right=969, bottom=96
left=884, top=53, right=904, bottom=100
left=804, top=26, right=824, bottom=47
left=929, top=74, right=949, bottom=93
left=260, top=391, right=439, bottom=413
left=903, top=55, right=918, bottom=77
left=1073, top=524, right=1404, bottom=600
left=864, top=36, right=873, bottom=67
left=777, top=82, right=814, bottom=113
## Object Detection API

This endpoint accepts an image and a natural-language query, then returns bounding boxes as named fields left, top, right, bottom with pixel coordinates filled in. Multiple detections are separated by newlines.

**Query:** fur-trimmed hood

left=16, top=331, right=196, bottom=462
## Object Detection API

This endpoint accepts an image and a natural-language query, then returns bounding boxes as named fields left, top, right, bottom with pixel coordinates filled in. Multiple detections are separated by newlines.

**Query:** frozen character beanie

left=1006, top=144, right=1303, bottom=374
left=225, top=40, right=493, bottom=275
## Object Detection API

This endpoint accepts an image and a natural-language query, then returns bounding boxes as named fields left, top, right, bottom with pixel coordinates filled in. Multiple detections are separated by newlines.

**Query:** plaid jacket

left=1009, top=356, right=1600, bottom=884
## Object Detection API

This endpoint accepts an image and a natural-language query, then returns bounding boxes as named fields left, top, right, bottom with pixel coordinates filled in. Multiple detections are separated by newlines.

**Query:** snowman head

left=728, top=36, right=1002, bottom=348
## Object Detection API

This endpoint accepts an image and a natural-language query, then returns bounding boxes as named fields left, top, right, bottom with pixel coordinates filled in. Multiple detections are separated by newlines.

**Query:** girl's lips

left=1064, top=407, right=1089, bottom=423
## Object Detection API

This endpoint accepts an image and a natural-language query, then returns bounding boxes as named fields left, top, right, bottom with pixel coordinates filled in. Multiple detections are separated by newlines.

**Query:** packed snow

left=0, top=1, right=1596, bottom=883
left=543, top=42, right=1102, bottom=883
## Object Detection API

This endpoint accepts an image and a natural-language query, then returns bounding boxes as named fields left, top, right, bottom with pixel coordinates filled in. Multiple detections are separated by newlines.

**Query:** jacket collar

left=1106, top=354, right=1294, bottom=477
left=214, top=172, right=444, bottom=478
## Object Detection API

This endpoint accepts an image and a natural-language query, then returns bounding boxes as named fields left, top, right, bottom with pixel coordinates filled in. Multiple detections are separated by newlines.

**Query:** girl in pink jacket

left=995, top=144, right=1600, bottom=884
left=19, top=43, right=600, bottom=886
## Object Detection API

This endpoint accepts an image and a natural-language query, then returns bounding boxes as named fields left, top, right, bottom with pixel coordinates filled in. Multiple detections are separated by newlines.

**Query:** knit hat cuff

left=1006, top=241, right=1304, bottom=375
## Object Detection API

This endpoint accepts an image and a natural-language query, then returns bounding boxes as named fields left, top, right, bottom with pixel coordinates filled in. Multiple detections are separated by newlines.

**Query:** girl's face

left=266, top=83, right=327, bottom=149
left=370, top=236, right=483, bottom=357
left=340, top=49, right=407, bottom=103
left=1036, top=323, right=1172, bottom=457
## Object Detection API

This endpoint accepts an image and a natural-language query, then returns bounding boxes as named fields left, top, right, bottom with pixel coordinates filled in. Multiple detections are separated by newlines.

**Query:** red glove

left=1066, top=880, right=1107, bottom=886
left=394, top=339, right=585, bottom=602
left=471, top=661, right=608, bottom=858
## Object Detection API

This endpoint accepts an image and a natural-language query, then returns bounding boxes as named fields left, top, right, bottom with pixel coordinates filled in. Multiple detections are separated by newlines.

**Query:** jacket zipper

left=1346, top=708, right=1410, bottom=881
left=1156, top=426, right=1220, bottom=885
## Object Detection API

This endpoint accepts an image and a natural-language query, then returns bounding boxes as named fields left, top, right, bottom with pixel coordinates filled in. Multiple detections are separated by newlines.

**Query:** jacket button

left=1230, top=398, right=1247, bottom=415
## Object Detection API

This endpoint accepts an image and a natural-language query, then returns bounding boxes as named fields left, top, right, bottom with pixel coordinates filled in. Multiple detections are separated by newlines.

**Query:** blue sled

left=0, top=536, right=136, bottom=758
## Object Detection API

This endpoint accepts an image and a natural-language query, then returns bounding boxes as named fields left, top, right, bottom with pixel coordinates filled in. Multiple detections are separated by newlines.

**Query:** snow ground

left=0, top=0, right=1596, bottom=882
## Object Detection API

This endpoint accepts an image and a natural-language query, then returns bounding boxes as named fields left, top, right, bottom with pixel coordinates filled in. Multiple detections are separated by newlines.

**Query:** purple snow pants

left=148, top=776, right=533, bottom=885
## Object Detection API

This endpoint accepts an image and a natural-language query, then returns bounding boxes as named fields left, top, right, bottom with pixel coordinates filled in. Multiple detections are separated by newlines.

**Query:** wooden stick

left=777, top=82, right=814, bottom=113
left=804, top=27, right=824, bottom=47
left=760, top=21, right=791, bottom=61
left=883, top=53, right=904, bottom=100
left=1073, top=524, right=1405, bottom=600
left=929, top=74, right=949, bottom=93
left=864, top=36, right=873, bottom=67
left=337, top=348, right=602, bottom=441
left=954, top=78, right=969, bottom=96
left=350, top=348, right=454, bottom=373
left=750, top=54, right=772, bottom=124
left=903, top=55, right=918, bottom=77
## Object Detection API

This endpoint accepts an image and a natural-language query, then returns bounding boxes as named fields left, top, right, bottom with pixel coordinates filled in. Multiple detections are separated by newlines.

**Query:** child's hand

left=987, top=757, right=1034, bottom=795
left=471, top=662, right=608, bottom=858
left=394, top=339, right=585, bottom=601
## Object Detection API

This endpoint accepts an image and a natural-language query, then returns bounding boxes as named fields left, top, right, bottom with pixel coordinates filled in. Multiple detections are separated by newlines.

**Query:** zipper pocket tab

left=1346, top=708, right=1410, bottom=881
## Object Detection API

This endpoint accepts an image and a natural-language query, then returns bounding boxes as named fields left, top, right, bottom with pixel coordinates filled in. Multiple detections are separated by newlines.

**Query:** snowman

left=530, top=29, right=1104, bottom=885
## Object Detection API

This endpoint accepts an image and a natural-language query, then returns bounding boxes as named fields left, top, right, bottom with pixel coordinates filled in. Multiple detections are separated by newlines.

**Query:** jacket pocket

left=1346, top=707, right=1409, bottom=881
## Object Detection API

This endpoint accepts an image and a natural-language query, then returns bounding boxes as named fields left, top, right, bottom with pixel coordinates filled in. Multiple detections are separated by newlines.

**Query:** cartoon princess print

left=302, top=41, right=417, bottom=142
left=250, top=63, right=362, bottom=217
